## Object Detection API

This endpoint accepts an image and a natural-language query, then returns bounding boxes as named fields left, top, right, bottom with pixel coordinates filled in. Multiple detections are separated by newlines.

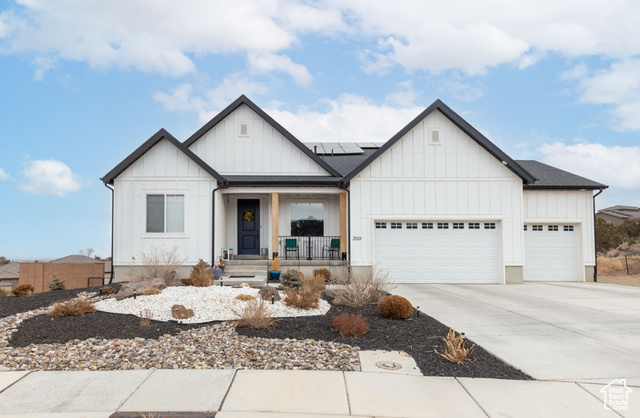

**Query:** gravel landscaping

left=0, top=285, right=531, bottom=380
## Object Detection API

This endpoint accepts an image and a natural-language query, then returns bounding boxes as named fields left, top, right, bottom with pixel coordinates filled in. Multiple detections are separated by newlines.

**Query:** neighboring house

left=596, top=206, right=640, bottom=225
left=0, top=262, right=19, bottom=290
left=102, top=96, right=607, bottom=284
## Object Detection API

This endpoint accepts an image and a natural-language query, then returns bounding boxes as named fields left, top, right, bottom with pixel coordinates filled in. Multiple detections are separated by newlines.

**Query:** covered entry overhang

left=213, top=186, right=348, bottom=263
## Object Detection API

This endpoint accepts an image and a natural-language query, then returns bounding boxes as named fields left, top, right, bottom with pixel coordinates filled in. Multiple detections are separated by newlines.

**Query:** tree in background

left=617, top=220, right=640, bottom=244
left=0, top=257, right=10, bottom=266
left=79, top=248, right=95, bottom=258
left=596, top=218, right=623, bottom=253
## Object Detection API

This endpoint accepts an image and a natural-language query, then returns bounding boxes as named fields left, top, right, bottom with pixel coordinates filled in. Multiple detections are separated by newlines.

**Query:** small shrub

left=283, top=286, right=321, bottom=310
left=280, top=269, right=303, bottom=289
left=0, top=288, right=7, bottom=297
left=47, top=274, right=66, bottom=291
left=142, top=287, right=162, bottom=295
left=130, top=245, right=185, bottom=286
left=12, top=283, right=34, bottom=297
left=271, top=257, right=280, bottom=271
left=139, top=309, right=153, bottom=326
left=332, top=313, right=369, bottom=336
left=236, top=294, right=256, bottom=301
left=435, top=328, right=475, bottom=365
left=303, top=273, right=326, bottom=294
left=330, top=268, right=391, bottom=308
left=49, top=295, right=96, bottom=317
left=101, top=286, right=116, bottom=295
left=189, top=259, right=213, bottom=287
left=313, top=268, right=330, bottom=282
left=378, top=295, right=413, bottom=319
left=230, top=299, right=274, bottom=329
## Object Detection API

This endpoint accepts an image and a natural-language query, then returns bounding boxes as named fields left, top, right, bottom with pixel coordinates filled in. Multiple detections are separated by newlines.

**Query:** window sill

left=142, top=234, right=189, bottom=239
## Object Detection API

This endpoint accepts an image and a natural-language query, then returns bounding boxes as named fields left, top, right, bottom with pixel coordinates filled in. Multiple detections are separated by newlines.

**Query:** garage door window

left=453, top=222, right=464, bottom=229
left=484, top=223, right=496, bottom=229
left=469, top=223, right=480, bottom=229
left=437, top=222, right=449, bottom=229
left=407, top=222, right=418, bottom=229
left=375, top=222, right=387, bottom=229
left=422, top=222, right=433, bottom=229
left=391, top=222, right=402, bottom=229
left=564, top=225, right=574, bottom=231
left=532, top=225, right=543, bottom=231
left=548, top=225, right=559, bottom=231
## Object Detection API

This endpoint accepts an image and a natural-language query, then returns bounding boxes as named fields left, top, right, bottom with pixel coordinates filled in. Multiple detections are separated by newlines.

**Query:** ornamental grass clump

left=142, top=287, right=162, bottom=295
left=0, top=288, right=7, bottom=297
left=330, top=268, right=391, bottom=308
left=377, top=295, right=413, bottom=319
left=313, top=268, right=331, bottom=282
left=130, top=246, right=185, bottom=286
left=283, top=286, right=321, bottom=310
left=47, top=274, right=66, bottom=291
left=49, top=295, right=96, bottom=317
left=331, top=312, right=369, bottom=336
left=280, top=269, right=303, bottom=289
left=235, top=294, right=256, bottom=302
left=100, top=286, right=116, bottom=295
left=230, top=299, right=274, bottom=329
left=435, top=328, right=475, bottom=365
left=189, top=259, right=213, bottom=287
left=11, top=283, right=34, bottom=297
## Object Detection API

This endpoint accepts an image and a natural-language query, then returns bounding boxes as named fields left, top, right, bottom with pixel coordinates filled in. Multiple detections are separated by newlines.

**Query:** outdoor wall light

left=416, top=306, right=420, bottom=317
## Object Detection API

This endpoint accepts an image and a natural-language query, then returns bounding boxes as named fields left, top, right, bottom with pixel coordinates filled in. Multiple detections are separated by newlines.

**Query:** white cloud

left=571, top=59, right=640, bottom=131
left=385, top=80, right=418, bottom=107
left=154, top=75, right=268, bottom=123
left=439, top=73, right=484, bottom=102
left=560, top=62, right=588, bottom=80
left=265, top=94, right=424, bottom=142
left=247, top=52, right=312, bottom=86
left=0, top=168, right=9, bottom=181
left=538, top=141, right=640, bottom=191
left=20, top=159, right=84, bottom=196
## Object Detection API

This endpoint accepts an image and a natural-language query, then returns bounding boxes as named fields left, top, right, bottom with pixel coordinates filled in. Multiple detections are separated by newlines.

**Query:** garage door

left=524, top=224, right=578, bottom=281
left=373, top=221, right=500, bottom=284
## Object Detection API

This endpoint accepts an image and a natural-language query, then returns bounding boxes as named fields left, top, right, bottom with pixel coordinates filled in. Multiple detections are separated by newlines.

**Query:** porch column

left=340, top=192, right=347, bottom=258
left=271, top=192, right=279, bottom=257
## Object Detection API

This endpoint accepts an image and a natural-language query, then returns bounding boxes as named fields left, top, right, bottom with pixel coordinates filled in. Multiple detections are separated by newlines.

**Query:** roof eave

left=523, top=185, right=609, bottom=190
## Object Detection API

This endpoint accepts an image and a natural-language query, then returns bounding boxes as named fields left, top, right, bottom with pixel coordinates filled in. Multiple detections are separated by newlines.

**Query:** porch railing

left=278, top=236, right=341, bottom=260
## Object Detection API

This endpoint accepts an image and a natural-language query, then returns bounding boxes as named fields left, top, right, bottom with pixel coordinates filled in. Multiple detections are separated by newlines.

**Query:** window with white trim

left=375, top=222, right=387, bottom=229
left=422, top=222, right=433, bottom=229
left=469, top=222, right=480, bottom=229
left=563, top=225, right=574, bottom=232
left=548, top=225, right=559, bottom=231
left=484, top=222, right=496, bottom=229
left=391, top=222, right=402, bottom=229
left=532, top=225, right=543, bottom=231
left=437, top=222, right=449, bottom=229
left=453, top=222, right=464, bottom=229
left=146, top=194, right=185, bottom=233
left=406, top=222, right=418, bottom=229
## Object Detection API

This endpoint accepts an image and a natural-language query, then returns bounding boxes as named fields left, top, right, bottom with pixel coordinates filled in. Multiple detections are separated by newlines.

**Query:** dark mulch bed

left=9, top=311, right=209, bottom=347
left=237, top=300, right=532, bottom=380
left=0, top=284, right=122, bottom=318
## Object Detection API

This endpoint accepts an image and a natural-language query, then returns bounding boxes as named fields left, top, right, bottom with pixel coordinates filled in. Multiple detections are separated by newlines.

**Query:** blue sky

left=1, top=0, right=639, bottom=259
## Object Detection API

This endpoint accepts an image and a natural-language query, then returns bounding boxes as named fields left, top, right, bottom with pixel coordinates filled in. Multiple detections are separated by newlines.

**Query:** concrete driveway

left=394, top=282, right=640, bottom=385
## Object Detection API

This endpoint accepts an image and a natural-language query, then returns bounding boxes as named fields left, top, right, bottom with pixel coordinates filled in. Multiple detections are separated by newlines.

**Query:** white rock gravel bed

left=94, top=286, right=330, bottom=323
left=0, top=295, right=359, bottom=372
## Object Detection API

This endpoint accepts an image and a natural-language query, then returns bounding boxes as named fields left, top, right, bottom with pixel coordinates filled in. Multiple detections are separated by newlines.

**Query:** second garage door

left=524, top=224, right=578, bottom=281
left=373, top=221, right=500, bottom=284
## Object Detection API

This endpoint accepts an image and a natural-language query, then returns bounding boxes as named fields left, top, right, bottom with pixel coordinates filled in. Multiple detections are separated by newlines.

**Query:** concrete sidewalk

left=0, top=369, right=638, bottom=417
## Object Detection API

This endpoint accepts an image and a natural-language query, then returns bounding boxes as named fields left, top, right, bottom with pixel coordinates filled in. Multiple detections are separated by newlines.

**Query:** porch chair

left=284, top=238, right=299, bottom=260
left=322, top=238, right=340, bottom=260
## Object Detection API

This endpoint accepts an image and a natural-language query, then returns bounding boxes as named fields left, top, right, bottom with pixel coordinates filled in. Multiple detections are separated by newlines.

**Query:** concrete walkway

left=393, top=282, right=640, bottom=385
left=0, top=369, right=638, bottom=417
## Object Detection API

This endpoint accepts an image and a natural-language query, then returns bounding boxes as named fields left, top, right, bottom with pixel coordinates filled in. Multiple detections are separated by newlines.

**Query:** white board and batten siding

left=188, top=104, right=330, bottom=176
left=523, top=190, right=595, bottom=281
left=113, top=139, right=217, bottom=266
left=349, top=109, right=524, bottom=284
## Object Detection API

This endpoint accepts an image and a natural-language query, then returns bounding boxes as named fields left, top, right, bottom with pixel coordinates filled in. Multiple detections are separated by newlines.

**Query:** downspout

left=339, top=183, right=351, bottom=264
left=212, top=183, right=228, bottom=266
left=104, top=183, right=115, bottom=284
left=593, top=188, right=604, bottom=282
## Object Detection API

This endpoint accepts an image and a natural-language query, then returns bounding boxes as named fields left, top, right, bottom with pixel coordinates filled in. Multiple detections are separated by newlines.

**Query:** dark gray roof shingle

left=515, top=160, right=607, bottom=189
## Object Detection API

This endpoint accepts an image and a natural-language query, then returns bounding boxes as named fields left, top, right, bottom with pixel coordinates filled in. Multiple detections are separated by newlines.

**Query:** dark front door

left=237, top=199, right=260, bottom=255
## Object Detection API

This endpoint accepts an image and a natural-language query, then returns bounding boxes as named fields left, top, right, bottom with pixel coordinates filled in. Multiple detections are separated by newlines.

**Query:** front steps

left=217, top=260, right=268, bottom=287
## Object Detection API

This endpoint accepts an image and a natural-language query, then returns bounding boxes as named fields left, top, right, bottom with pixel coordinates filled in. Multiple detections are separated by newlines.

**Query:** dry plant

left=332, top=312, right=369, bottom=336
left=101, top=286, right=116, bottom=295
left=283, top=286, right=321, bottom=310
left=130, top=246, right=185, bottom=286
left=0, top=288, right=7, bottom=297
left=235, top=294, right=256, bottom=301
left=189, top=259, right=213, bottom=287
left=142, top=287, right=162, bottom=295
left=11, top=283, right=34, bottom=297
left=230, top=298, right=274, bottom=328
left=271, top=256, right=280, bottom=271
left=139, top=309, right=153, bottom=326
left=304, top=273, right=326, bottom=294
left=435, top=328, right=475, bottom=365
left=313, top=268, right=330, bottom=282
left=49, top=295, right=96, bottom=317
left=329, top=267, right=392, bottom=308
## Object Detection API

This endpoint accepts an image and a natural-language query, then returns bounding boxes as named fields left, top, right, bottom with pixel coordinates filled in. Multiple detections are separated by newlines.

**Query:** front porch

left=214, top=188, right=348, bottom=264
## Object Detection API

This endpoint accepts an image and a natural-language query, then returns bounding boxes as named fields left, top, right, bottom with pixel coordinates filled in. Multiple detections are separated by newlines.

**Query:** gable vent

left=428, top=128, right=443, bottom=145
left=237, top=121, right=251, bottom=138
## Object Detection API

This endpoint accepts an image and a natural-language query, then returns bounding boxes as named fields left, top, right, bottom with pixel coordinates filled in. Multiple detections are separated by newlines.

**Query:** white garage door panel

left=374, top=222, right=499, bottom=284
left=524, top=225, right=577, bottom=281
